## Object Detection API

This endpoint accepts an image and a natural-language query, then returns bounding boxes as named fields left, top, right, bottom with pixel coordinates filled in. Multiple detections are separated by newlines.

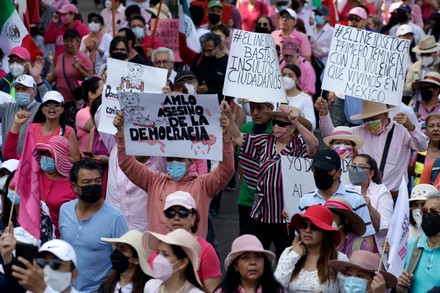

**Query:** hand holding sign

left=113, top=112, right=124, bottom=134
left=314, top=96, right=329, bottom=116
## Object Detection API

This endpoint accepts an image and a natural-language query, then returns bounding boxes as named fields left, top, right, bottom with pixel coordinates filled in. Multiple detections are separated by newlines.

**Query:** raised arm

left=221, top=100, right=244, bottom=146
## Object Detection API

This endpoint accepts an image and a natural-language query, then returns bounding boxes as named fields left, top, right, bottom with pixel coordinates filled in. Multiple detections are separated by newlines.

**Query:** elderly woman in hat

left=324, top=197, right=369, bottom=258
left=408, top=184, right=438, bottom=240
left=329, top=250, right=398, bottom=292
left=274, top=205, right=347, bottom=292
left=100, top=230, right=152, bottom=293
left=412, top=72, right=440, bottom=129
left=215, top=234, right=283, bottom=293
left=323, top=126, right=363, bottom=159
left=143, top=229, right=204, bottom=293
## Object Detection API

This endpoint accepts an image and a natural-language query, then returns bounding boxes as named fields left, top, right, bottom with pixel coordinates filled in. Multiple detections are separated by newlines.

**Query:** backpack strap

left=406, top=236, right=423, bottom=276
left=351, top=237, right=363, bottom=252
left=431, top=157, right=440, bottom=184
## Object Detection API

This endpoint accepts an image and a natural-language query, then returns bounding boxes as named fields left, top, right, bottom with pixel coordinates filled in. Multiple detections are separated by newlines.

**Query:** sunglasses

left=273, top=120, right=291, bottom=127
left=298, top=221, right=319, bottom=231
left=36, top=257, right=63, bottom=270
left=164, top=208, right=194, bottom=219
left=257, top=22, right=269, bottom=28
left=421, top=207, right=440, bottom=216
left=348, top=165, right=370, bottom=172
left=348, top=16, right=362, bottom=22
left=43, top=102, right=62, bottom=108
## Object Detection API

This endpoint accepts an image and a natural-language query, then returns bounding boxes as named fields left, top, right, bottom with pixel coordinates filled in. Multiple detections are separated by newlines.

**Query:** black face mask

left=255, top=27, right=270, bottom=34
left=111, top=52, right=127, bottom=60
left=80, top=184, right=102, bottom=203
left=208, top=13, right=221, bottom=24
left=420, top=88, right=434, bottom=102
left=110, top=249, right=130, bottom=273
left=421, top=213, right=440, bottom=237
left=290, top=1, right=300, bottom=11
left=313, top=173, right=335, bottom=190
left=397, top=13, right=409, bottom=23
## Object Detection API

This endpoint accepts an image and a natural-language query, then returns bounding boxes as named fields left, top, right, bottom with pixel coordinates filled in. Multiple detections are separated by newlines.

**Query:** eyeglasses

left=36, top=258, right=63, bottom=270
left=257, top=22, right=269, bottom=28
left=164, top=208, right=194, bottom=219
left=298, top=221, right=319, bottom=231
left=348, top=165, right=370, bottom=172
left=273, top=120, right=291, bottom=127
left=421, top=207, right=440, bottom=216
left=348, top=16, right=362, bottom=22
left=43, top=102, right=62, bottom=108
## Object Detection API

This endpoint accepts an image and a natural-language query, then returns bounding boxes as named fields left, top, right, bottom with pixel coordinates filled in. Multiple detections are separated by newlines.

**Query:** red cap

left=9, top=47, right=30, bottom=60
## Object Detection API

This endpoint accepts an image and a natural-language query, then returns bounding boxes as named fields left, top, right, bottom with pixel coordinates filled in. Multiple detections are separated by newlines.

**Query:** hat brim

left=224, top=248, right=275, bottom=270
left=289, top=213, right=341, bottom=246
left=311, top=160, right=339, bottom=172
left=35, top=142, right=72, bottom=178
left=327, top=207, right=366, bottom=236
left=323, top=134, right=363, bottom=150
left=412, top=43, right=440, bottom=53
left=350, top=106, right=393, bottom=121
left=329, top=260, right=398, bottom=288
left=262, top=110, right=313, bottom=131
left=11, top=81, right=36, bottom=89
left=413, top=79, right=440, bottom=88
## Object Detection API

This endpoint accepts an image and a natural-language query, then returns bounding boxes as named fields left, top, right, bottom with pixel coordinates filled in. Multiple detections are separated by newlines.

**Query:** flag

left=15, top=125, right=41, bottom=240
left=0, top=0, right=43, bottom=62
left=386, top=177, right=410, bottom=277
left=178, top=0, right=200, bottom=55
left=16, top=0, right=41, bottom=31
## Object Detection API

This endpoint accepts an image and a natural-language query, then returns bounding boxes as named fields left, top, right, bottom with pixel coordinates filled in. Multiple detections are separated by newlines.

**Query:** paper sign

left=150, top=19, right=182, bottom=62
left=322, top=25, right=410, bottom=106
left=120, top=93, right=223, bottom=160
left=98, top=58, right=168, bottom=134
left=281, top=156, right=354, bottom=219
left=223, top=30, right=287, bottom=103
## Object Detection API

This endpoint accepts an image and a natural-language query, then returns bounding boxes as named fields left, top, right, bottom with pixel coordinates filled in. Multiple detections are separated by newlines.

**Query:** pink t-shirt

left=271, top=30, right=312, bottom=58
left=239, top=2, right=269, bottom=32
left=76, top=107, right=91, bottom=153
left=32, top=123, right=74, bottom=144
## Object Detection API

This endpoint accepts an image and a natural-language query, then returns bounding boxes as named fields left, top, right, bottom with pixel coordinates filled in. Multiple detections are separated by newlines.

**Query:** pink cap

left=9, top=47, right=30, bottom=60
left=164, top=191, right=196, bottom=210
left=349, top=7, right=367, bottom=20
left=58, top=3, right=79, bottom=14
left=282, top=37, right=300, bottom=57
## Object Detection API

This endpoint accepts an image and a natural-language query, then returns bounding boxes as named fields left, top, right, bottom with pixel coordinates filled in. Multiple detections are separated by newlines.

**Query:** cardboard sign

left=223, top=29, right=287, bottom=103
left=120, top=93, right=223, bottom=160
left=322, top=25, right=410, bottom=106
left=98, top=58, right=168, bottom=134
left=150, top=19, right=182, bottom=62
left=281, top=156, right=355, bottom=219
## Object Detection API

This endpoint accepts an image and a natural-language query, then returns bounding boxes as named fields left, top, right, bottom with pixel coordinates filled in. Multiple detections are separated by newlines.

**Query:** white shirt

left=309, top=23, right=334, bottom=65
left=389, top=22, right=426, bottom=45
left=287, top=91, right=316, bottom=131
left=144, top=279, right=204, bottom=293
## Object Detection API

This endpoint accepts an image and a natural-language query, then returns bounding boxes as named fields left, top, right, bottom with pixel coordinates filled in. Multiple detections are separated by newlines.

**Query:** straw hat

left=410, top=184, right=438, bottom=202
left=224, top=234, right=275, bottom=269
left=413, top=71, right=440, bottom=89
left=324, top=197, right=366, bottom=236
left=323, top=126, right=363, bottom=150
left=412, top=35, right=440, bottom=54
left=350, top=100, right=393, bottom=121
left=35, top=136, right=72, bottom=178
left=263, top=104, right=313, bottom=131
left=329, top=250, right=398, bottom=288
left=146, top=3, right=170, bottom=19
left=101, top=230, right=153, bottom=276
left=143, top=229, right=202, bottom=286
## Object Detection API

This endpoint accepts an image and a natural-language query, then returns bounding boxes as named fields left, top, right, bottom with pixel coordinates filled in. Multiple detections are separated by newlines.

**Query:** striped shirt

left=239, top=132, right=308, bottom=224
left=299, top=182, right=375, bottom=237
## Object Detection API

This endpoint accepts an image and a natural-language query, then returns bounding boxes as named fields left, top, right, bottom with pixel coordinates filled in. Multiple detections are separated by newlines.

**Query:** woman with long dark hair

left=215, top=234, right=283, bottom=293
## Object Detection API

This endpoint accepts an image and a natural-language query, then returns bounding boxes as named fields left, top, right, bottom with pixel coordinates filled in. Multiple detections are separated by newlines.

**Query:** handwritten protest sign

left=120, top=93, right=222, bottom=160
left=223, top=29, right=287, bottom=103
left=281, top=156, right=355, bottom=219
left=322, top=25, right=410, bottom=106
left=98, top=58, right=168, bottom=134
left=150, top=19, right=182, bottom=62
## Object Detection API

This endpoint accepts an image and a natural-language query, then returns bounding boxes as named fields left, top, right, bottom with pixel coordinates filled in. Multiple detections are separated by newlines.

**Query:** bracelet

left=37, top=81, right=44, bottom=86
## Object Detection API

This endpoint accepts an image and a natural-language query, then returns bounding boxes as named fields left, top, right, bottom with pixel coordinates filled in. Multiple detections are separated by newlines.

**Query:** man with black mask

left=299, top=149, right=376, bottom=250
left=413, top=72, right=440, bottom=131
left=59, top=160, right=128, bottom=292
left=396, top=193, right=440, bottom=292
left=389, top=4, right=425, bottom=45
left=204, top=0, right=223, bottom=30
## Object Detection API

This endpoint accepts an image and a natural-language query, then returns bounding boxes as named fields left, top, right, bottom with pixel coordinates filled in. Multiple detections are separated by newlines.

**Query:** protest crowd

left=1, top=0, right=440, bottom=292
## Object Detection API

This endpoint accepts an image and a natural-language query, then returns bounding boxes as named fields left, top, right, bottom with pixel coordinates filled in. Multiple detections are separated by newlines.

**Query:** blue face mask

left=40, top=156, right=57, bottom=173
left=16, top=92, right=31, bottom=107
left=166, top=161, right=187, bottom=181
left=315, top=15, right=326, bottom=25
left=344, top=276, right=368, bottom=293
left=7, top=189, right=20, bottom=205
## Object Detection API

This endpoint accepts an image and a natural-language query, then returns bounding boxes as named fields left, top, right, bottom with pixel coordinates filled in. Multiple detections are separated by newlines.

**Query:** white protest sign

left=120, top=93, right=222, bottom=160
left=223, top=29, right=287, bottom=103
left=98, top=58, right=168, bottom=134
left=322, top=25, right=410, bottom=106
left=281, top=156, right=354, bottom=219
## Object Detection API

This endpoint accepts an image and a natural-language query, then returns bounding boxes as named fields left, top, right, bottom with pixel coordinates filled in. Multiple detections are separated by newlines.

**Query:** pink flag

left=15, top=125, right=41, bottom=240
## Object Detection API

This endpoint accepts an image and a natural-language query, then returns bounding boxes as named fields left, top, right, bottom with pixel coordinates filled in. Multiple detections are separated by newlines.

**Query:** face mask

left=273, top=124, right=291, bottom=138
left=153, top=254, right=179, bottom=281
left=315, top=15, right=326, bottom=25
left=420, top=88, right=434, bottom=102
left=332, top=144, right=353, bottom=159
left=111, top=52, right=127, bottom=60
left=105, top=0, right=112, bottom=8
left=422, top=56, right=434, bottom=67
left=314, top=172, right=335, bottom=190
left=132, top=27, right=145, bottom=39
left=343, top=276, right=368, bottom=293
left=80, top=184, right=102, bottom=203
left=88, top=22, right=100, bottom=33
left=9, top=62, right=25, bottom=78
left=184, top=83, right=196, bottom=95
left=61, top=14, right=70, bottom=26
left=397, top=13, right=409, bottom=23
left=412, top=208, right=423, bottom=227
left=43, top=265, right=72, bottom=292
left=349, top=167, right=368, bottom=186
left=167, top=161, right=187, bottom=181
left=421, top=212, right=440, bottom=237
left=283, top=76, right=295, bottom=91
left=40, top=156, right=57, bottom=173
left=0, top=176, right=8, bottom=190
left=208, top=13, right=221, bottom=24
left=110, top=249, right=130, bottom=273
left=7, top=189, right=20, bottom=205
left=291, top=1, right=300, bottom=10
left=15, top=92, right=31, bottom=107
left=366, top=119, right=384, bottom=136
left=255, top=27, right=270, bottom=34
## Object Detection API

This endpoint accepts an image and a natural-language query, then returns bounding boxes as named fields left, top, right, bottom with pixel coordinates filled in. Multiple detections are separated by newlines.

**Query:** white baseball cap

left=0, top=159, right=19, bottom=172
left=11, top=74, right=37, bottom=90
left=397, top=24, right=414, bottom=37
left=14, top=227, right=40, bottom=246
left=280, top=8, right=297, bottom=19
left=42, top=91, right=64, bottom=104
left=164, top=191, right=196, bottom=210
left=410, top=184, right=438, bottom=202
left=39, top=239, right=77, bottom=266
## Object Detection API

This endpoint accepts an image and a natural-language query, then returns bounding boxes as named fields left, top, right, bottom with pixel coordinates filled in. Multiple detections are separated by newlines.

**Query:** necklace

left=160, top=281, right=187, bottom=293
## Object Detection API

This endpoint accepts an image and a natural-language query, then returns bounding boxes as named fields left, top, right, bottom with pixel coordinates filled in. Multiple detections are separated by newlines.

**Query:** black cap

left=314, top=6, right=330, bottom=16
left=64, top=28, right=80, bottom=39
left=174, top=71, right=197, bottom=84
left=311, top=149, right=341, bottom=172
left=88, top=12, right=104, bottom=25
left=397, top=4, right=412, bottom=12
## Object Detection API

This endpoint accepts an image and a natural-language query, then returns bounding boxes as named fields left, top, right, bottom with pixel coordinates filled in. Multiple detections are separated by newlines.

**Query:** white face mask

left=105, top=0, right=112, bottom=9
left=184, top=83, right=196, bottom=95
left=43, top=266, right=72, bottom=292
left=9, top=62, right=25, bottom=78
left=88, top=22, right=100, bottom=33
left=412, top=208, right=423, bottom=227
left=152, top=254, right=179, bottom=282
left=422, top=56, right=434, bottom=67
left=283, top=76, right=296, bottom=91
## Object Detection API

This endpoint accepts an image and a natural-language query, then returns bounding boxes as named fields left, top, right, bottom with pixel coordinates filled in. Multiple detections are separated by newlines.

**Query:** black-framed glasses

left=273, top=120, right=291, bottom=127
left=36, top=257, right=63, bottom=270
left=257, top=22, right=269, bottom=28
left=298, top=221, right=319, bottom=231
left=348, top=165, right=371, bottom=172
left=421, top=207, right=440, bottom=216
left=348, top=16, right=362, bottom=22
left=164, top=208, right=194, bottom=219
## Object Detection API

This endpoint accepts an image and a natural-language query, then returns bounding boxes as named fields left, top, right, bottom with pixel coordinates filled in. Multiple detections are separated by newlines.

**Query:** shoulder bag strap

left=379, top=124, right=395, bottom=177
left=62, top=55, right=75, bottom=95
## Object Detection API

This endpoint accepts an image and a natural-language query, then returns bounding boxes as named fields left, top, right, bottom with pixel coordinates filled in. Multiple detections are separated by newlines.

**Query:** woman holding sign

left=225, top=103, right=318, bottom=259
